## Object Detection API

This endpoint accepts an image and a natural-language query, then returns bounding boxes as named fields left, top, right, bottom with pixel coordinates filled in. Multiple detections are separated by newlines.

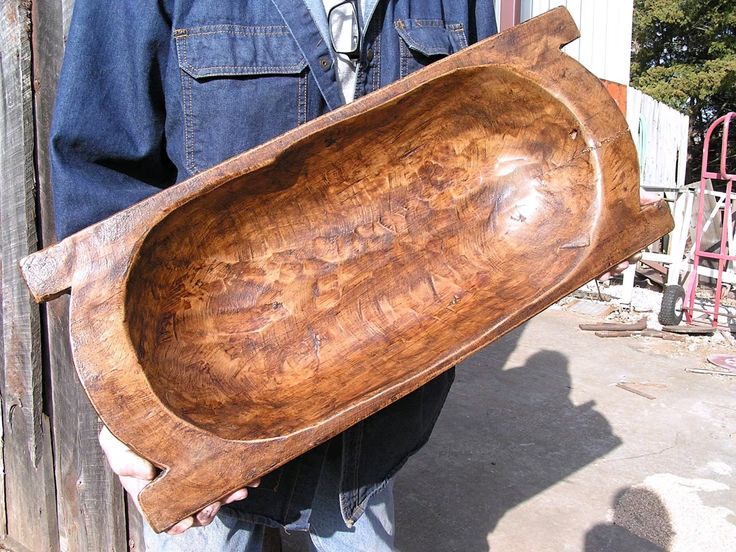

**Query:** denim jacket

left=51, top=0, right=497, bottom=530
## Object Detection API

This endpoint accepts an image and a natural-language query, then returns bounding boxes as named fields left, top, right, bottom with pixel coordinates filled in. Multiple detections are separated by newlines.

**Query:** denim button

left=366, top=48, right=374, bottom=62
left=319, top=56, right=332, bottom=70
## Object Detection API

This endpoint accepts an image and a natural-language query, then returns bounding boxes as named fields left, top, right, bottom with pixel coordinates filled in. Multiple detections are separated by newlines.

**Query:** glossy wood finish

left=20, top=8, right=673, bottom=532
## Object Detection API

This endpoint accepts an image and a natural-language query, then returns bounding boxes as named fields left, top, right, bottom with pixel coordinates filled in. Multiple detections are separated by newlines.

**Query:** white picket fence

left=627, top=88, right=690, bottom=190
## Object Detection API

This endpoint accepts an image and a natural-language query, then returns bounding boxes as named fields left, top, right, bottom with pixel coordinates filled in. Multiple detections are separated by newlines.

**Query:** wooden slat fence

left=1, top=2, right=59, bottom=550
left=627, top=87, right=690, bottom=190
left=1, top=1, right=143, bottom=550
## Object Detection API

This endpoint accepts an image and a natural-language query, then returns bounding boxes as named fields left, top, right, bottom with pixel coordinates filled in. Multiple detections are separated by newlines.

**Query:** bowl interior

left=125, top=67, right=597, bottom=441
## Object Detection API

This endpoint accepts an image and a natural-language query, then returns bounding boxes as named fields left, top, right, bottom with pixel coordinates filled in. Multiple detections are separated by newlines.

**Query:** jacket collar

left=303, top=0, right=381, bottom=43
left=303, top=0, right=331, bottom=45
left=270, top=0, right=344, bottom=109
left=272, top=0, right=382, bottom=109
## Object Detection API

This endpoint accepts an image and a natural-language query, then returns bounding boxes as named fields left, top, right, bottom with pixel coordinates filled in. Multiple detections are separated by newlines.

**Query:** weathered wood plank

left=126, top=498, right=146, bottom=552
left=0, top=534, right=37, bottom=552
left=30, top=0, right=131, bottom=550
left=0, top=250, right=6, bottom=538
left=0, top=2, right=60, bottom=550
left=31, top=0, right=64, bottom=245
left=46, top=301, right=129, bottom=552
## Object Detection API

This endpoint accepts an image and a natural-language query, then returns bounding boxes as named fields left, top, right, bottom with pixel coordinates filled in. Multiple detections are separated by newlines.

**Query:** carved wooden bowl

left=21, top=8, right=673, bottom=532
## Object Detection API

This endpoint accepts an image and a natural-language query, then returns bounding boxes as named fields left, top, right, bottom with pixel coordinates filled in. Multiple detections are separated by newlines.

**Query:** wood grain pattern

left=20, top=8, right=674, bottom=533
left=0, top=2, right=60, bottom=549
left=30, top=0, right=132, bottom=549
left=0, top=219, right=5, bottom=541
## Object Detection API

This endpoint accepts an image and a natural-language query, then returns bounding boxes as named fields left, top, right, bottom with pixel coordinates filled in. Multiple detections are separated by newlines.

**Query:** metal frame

left=685, top=112, right=736, bottom=327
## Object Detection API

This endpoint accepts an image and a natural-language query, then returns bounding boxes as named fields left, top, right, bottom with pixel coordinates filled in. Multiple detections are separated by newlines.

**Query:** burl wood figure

left=21, top=8, right=673, bottom=532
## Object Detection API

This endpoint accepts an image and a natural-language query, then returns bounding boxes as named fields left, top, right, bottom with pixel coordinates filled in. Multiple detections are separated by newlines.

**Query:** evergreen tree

left=631, top=0, right=736, bottom=182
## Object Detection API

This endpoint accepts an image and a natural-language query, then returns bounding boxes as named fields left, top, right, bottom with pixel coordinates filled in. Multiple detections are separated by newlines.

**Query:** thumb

left=99, top=426, right=157, bottom=480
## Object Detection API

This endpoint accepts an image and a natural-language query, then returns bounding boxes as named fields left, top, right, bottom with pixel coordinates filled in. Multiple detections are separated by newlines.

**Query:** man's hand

left=598, top=190, right=663, bottom=281
left=99, top=426, right=258, bottom=535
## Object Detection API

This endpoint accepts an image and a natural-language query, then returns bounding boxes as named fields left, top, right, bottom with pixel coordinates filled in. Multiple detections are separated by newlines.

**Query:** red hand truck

left=682, top=112, right=735, bottom=328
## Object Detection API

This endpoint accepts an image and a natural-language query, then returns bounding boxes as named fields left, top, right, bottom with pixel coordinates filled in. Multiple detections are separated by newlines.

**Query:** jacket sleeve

left=471, top=0, right=499, bottom=43
left=50, top=0, right=177, bottom=240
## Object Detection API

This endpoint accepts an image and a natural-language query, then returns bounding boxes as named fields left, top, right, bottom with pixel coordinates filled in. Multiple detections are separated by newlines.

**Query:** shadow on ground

left=394, top=324, right=622, bottom=552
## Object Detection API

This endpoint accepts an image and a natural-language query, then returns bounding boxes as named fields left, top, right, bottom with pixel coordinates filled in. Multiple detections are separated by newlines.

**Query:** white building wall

left=514, top=1, right=689, bottom=190
left=520, top=0, right=634, bottom=85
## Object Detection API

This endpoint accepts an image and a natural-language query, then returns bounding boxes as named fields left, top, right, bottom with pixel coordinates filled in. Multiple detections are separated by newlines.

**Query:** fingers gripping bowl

left=20, top=8, right=673, bottom=532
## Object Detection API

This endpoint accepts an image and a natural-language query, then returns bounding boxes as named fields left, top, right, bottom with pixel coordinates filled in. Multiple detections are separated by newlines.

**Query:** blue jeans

left=143, top=479, right=395, bottom=551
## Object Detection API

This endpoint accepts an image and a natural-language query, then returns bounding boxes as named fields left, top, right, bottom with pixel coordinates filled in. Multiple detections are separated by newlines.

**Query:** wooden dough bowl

left=21, top=8, right=673, bottom=532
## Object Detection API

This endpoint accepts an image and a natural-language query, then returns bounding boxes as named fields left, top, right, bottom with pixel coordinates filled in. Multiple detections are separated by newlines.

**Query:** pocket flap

left=394, top=20, right=466, bottom=57
left=175, top=25, right=307, bottom=78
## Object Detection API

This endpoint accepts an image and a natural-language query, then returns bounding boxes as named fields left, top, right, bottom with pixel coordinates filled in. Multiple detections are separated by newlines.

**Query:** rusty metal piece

left=662, top=325, right=715, bottom=335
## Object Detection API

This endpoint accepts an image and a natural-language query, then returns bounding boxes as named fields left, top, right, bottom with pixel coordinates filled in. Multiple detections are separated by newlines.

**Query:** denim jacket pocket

left=394, top=19, right=468, bottom=78
left=175, top=25, right=308, bottom=173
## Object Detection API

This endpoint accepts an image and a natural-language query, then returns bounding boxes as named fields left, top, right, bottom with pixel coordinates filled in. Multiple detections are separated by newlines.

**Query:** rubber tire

left=658, top=284, right=685, bottom=326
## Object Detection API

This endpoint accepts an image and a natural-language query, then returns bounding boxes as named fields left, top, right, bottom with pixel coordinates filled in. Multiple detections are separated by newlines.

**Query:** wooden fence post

left=30, top=0, right=139, bottom=550
left=1, top=1, right=143, bottom=550
left=0, top=2, right=60, bottom=550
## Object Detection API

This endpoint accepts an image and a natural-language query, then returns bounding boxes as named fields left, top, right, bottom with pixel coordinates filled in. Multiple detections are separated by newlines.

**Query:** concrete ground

left=394, top=308, right=736, bottom=552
